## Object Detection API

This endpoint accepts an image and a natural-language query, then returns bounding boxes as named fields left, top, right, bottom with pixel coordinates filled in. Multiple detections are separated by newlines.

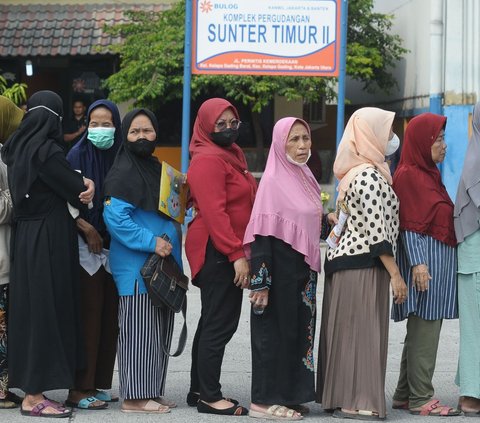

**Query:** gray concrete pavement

left=3, top=245, right=464, bottom=422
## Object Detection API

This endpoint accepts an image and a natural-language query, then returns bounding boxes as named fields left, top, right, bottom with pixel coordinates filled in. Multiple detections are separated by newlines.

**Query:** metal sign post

left=181, top=0, right=193, bottom=174
left=336, top=0, right=348, bottom=148
left=182, top=0, right=346, bottom=173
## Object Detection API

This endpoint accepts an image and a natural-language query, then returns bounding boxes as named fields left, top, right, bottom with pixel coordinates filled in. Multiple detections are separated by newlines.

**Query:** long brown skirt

left=316, top=267, right=390, bottom=418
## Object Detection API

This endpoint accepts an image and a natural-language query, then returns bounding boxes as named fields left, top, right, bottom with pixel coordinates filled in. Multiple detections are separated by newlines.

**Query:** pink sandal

left=410, top=399, right=461, bottom=416
left=20, top=399, right=72, bottom=418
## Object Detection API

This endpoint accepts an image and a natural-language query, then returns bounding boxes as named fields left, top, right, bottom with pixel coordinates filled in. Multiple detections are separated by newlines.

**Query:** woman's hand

left=84, top=223, right=103, bottom=254
left=391, top=273, right=408, bottom=304
left=249, top=289, right=269, bottom=309
left=155, top=237, right=173, bottom=257
left=76, top=218, right=102, bottom=253
left=326, top=212, right=338, bottom=226
left=79, top=178, right=95, bottom=204
left=412, top=264, right=431, bottom=291
left=233, top=257, right=250, bottom=288
left=379, top=254, right=407, bottom=304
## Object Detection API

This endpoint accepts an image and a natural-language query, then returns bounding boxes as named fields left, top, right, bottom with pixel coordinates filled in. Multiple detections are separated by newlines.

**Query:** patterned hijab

left=454, top=102, right=480, bottom=242
left=243, top=117, right=323, bottom=272
left=334, top=107, right=395, bottom=202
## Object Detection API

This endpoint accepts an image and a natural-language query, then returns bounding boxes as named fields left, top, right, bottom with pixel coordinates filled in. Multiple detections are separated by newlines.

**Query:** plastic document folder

left=158, top=161, right=187, bottom=224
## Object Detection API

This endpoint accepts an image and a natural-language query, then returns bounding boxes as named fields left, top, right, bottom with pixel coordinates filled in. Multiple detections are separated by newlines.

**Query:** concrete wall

left=347, top=0, right=431, bottom=115
left=273, top=95, right=303, bottom=123
left=443, top=105, right=474, bottom=199
left=346, top=0, right=480, bottom=201
left=444, top=0, right=480, bottom=105
left=442, top=0, right=479, bottom=199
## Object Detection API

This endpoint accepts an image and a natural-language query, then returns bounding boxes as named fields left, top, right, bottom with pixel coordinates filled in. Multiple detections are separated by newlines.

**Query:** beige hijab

left=334, top=107, right=395, bottom=201
left=0, top=96, right=24, bottom=143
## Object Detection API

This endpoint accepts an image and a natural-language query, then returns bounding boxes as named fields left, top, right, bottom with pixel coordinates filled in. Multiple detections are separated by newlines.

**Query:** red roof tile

left=0, top=3, right=170, bottom=57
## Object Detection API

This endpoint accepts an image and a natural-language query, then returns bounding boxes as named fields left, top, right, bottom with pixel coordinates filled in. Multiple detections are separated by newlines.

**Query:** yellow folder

left=158, top=161, right=187, bottom=224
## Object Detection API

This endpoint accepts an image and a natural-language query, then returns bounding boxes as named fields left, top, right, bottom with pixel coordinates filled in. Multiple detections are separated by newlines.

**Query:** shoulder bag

left=140, top=234, right=188, bottom=357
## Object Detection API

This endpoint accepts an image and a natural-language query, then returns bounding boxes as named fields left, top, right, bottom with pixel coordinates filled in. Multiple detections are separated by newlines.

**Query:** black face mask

left=126, top=138, right=156, bottom=158
left=210, top=128, right=239, bottom=147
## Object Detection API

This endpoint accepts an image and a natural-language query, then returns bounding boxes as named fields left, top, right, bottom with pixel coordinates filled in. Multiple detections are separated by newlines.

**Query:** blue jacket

left=103, top=196, right=182, bottom=296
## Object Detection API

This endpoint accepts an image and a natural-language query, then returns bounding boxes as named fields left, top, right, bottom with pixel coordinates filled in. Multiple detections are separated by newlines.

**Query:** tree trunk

left=251, top=109, right=265, bottom=171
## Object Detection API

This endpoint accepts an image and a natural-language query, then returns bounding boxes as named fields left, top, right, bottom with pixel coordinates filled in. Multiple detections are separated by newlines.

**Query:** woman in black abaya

left=1, top=91, right=94, bottom=418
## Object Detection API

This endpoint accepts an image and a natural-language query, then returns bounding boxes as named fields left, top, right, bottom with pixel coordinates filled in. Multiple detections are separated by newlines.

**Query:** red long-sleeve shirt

left=185, top=154, right=256, bottom=280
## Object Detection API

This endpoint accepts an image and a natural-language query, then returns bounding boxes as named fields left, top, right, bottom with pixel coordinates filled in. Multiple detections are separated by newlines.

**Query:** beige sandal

left=249, top=404, right=303, bottom=420
left=153, top=397, right=177, bottom=408
left=121, top=399, right=170, bottom=414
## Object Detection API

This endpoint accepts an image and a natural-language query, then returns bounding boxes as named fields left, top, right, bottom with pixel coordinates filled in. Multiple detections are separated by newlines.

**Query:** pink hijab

left=243, top=117, right=323, bottom=272
left=334, top=107, right=395, bottom=201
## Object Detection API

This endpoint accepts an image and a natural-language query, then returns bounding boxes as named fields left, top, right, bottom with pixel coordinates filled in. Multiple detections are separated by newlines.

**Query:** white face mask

left=385, top=133, right=400, bottom=156
left=286, top=149, right=311, bottom=166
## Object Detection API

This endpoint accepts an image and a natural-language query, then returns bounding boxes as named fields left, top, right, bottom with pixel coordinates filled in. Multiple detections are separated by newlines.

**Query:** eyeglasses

left=215, top=119, right=241, bottom=131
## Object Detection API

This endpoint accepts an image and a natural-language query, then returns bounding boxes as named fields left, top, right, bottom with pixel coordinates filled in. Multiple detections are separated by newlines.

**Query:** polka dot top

left=324, top=167, right=399, bottom=275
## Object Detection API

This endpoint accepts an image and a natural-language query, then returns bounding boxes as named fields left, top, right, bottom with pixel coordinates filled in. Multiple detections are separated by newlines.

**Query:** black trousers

left=190, top=241, right=243, bottom=402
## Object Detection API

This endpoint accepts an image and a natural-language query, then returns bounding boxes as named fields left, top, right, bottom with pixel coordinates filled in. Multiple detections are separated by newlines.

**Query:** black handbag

left=140, top=234, right=188, bottom=357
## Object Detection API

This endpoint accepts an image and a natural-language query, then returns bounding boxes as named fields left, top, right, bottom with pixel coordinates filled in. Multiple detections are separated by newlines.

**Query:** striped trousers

left=118, top=289, right=174, bottom=400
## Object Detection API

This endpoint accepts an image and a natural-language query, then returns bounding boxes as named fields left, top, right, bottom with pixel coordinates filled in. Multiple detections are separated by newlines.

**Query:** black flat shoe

left=187, top=391, right=239, bottom=407
left=197, top=400, right=248, bottom=416
left=187, top=392, right=199, bottom=407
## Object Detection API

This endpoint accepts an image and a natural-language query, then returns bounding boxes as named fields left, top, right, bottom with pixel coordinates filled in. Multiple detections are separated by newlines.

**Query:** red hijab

left=189, top=98, right=256, bottom=201
left=393, top=113, right=456, bottom=247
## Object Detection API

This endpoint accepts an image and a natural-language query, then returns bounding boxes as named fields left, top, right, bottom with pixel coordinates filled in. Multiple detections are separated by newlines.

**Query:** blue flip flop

left=94, top=391, right=119, bottom=403
left=66, top=396, right=108, bottom=410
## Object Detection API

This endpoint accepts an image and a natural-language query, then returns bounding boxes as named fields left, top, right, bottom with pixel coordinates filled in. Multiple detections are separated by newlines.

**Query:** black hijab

left=1, top=90, right=64, bottom=205
left=103, top=108, right=161, bottom=211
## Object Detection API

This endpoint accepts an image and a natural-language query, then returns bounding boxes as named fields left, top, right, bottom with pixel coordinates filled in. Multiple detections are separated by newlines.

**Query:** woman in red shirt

left=186, top=98, right=256, bottom=416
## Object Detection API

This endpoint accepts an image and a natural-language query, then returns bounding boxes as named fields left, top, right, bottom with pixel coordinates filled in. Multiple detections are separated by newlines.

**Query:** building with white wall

left=347, top=0, right=479, bottom=199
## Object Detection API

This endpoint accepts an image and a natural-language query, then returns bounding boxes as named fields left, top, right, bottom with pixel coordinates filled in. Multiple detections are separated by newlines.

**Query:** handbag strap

left=159, top=297, right=187, bottom=357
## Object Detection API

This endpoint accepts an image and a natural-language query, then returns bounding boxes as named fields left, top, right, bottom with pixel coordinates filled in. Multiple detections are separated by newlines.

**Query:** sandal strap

left=274, top=406, right=288, bottom=417
left=420, top=399, right=440, bottom=416
left=440, top=406, right=454, bottom=416
left=285, top=408, right=296, bottom=418
left=143, top=399, right=168, bottom=412
left=267, top=405, right=281, bottom=415
left=94, top=390, right=112, bottom=401
left=266, top=405, right=297, bottom=418
left=31, top=399, right=67, bottom=416
left=358, top=410, right=377, bottom=416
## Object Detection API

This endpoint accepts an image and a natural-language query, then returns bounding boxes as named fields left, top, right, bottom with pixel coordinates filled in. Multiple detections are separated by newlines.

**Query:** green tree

left=347, top=0, right=407, bottom=92
left=104, top=0, right=406, bottom=164
left=0, top=74, right=27, bottom=106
